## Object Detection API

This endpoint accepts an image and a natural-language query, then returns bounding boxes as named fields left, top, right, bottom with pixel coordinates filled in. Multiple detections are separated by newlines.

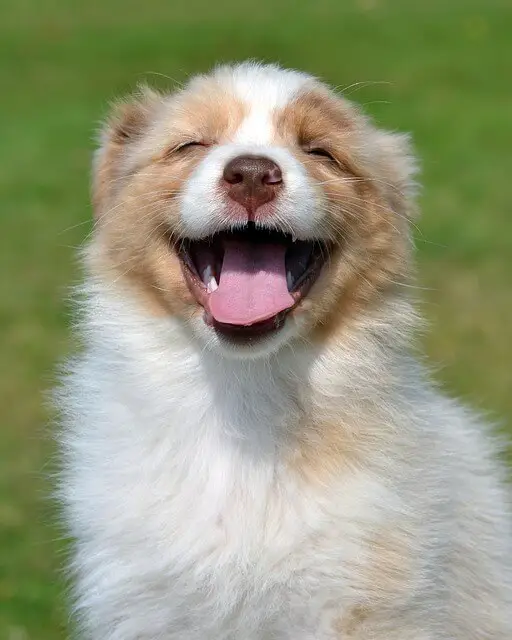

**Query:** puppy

left=57, top=62, right=512, bottom=639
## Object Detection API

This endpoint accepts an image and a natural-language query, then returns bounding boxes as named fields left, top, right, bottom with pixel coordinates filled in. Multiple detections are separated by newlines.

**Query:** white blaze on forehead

left=214, top=62, right=312, bottom=146
left=179, top=63, right=323, bottom=241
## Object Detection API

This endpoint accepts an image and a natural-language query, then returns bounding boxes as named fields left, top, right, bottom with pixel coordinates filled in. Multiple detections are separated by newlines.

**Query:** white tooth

left=202, top=265, right=212, bottom=285
left=202, top=265, right=218, bottom=292
left=286, top=270, right=293, bottom=290
left=207, top=275, right=218, bottom=293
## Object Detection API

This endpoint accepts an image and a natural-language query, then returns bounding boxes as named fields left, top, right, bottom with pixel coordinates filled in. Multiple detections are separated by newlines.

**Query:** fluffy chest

left=72, top=340, right=392, bottom=590
left=67, top=331, right=395, bottom=636
left=79, top=418, right=374, bottom=638
left=81, top=394, right=384, bottom=582
left=97, top=419, right=319, bottom=575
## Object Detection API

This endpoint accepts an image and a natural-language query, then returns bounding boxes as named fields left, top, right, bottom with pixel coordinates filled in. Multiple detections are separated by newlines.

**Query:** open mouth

left=178, top=223, right=327, bottom=342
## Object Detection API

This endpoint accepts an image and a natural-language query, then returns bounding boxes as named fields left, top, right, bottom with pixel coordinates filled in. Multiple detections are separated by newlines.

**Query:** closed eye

left=304, top=147, right=335, bottom=162
left=161, top=140, right=209, bottom=161
left=174, top=141, right=207, bottom=152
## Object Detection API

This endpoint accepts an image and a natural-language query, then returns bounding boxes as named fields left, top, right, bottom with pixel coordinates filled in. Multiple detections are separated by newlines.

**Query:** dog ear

left=92, top=86, right=163, bottom=217
left=362, top=128, right=420, bottom=221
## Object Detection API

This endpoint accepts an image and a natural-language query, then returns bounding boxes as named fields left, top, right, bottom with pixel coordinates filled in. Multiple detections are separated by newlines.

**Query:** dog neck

left=81, top=280, right=416, bottom=464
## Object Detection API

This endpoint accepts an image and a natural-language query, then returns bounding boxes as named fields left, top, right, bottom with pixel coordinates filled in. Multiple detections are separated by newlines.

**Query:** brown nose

left=223, top=155, right=283, bottom=217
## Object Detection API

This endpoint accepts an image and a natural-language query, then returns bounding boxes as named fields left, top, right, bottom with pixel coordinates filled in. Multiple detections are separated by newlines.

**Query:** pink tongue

left=209, top=240, right=294, bottom=326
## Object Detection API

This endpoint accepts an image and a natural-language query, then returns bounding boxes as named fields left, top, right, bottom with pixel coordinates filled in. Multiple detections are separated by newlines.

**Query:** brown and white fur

left=57, top=62, right=512, bottom=639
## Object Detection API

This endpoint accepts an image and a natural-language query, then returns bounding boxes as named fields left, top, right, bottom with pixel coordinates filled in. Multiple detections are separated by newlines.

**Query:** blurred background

left=0, top=0, right=511, bottom=637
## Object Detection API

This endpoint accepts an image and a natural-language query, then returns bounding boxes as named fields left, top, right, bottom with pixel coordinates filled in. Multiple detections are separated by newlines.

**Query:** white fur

left=57, top=64, right=512, bottom=639
left=224, top=63, right=311, bottom=145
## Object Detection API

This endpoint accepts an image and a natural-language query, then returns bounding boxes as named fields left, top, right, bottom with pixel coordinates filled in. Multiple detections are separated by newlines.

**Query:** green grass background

left=0, top=0, right=511, bottom=637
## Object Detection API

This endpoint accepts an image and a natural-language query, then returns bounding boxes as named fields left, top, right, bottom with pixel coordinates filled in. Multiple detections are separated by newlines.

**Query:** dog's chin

left=188, top=310, right=305, bottom=360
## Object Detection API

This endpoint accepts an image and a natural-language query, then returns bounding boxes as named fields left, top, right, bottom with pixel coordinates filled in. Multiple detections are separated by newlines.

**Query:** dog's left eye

left=305, top=147, right=335, bottom=162
left=175, top=141, right=206, bottom=152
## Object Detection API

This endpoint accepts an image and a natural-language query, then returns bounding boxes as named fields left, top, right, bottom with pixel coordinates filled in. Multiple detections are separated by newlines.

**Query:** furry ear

left=92, top=86, right=163, bottom=217
left=363, top=128, right=420, bottom=220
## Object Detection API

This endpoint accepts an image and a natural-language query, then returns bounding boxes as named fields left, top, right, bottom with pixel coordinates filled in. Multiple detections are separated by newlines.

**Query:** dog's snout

left=223, top=155, right=283, bottom=216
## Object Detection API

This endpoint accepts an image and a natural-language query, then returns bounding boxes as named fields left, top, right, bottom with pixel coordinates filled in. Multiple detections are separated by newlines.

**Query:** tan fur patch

left=362, top=527, right=414, bottom=600
left=92, top=86, right=163, bottom=215
left=333, top=605, right=370, bottom=638
left=275, top=85, right=360, bottom=175
left=331, top=529, right=414, bottom=637
left=159, top=77, right=247, bottom=149
left=287, top=407, right=401, bottom=487
left=287, top=419, right=367, bottom=485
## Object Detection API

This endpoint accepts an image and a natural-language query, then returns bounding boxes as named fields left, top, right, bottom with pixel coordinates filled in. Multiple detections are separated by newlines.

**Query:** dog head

left=89, top=62, right=417, bottom=358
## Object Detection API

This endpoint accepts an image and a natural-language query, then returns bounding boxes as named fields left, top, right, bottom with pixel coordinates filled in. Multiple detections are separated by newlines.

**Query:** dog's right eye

left=161, top=141, right=209, bottom=161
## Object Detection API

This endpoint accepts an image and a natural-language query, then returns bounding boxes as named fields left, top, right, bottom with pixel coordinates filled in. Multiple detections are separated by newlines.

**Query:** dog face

left=90, top=62, right=417, bottom=358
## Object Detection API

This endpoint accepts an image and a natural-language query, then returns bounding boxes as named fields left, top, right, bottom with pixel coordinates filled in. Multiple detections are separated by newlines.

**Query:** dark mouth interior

left=181, top=223, right=324, bottom=293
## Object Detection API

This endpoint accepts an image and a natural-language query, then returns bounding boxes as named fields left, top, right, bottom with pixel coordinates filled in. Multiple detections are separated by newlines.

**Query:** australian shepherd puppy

left=57, top=62, right=511, bottom=639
